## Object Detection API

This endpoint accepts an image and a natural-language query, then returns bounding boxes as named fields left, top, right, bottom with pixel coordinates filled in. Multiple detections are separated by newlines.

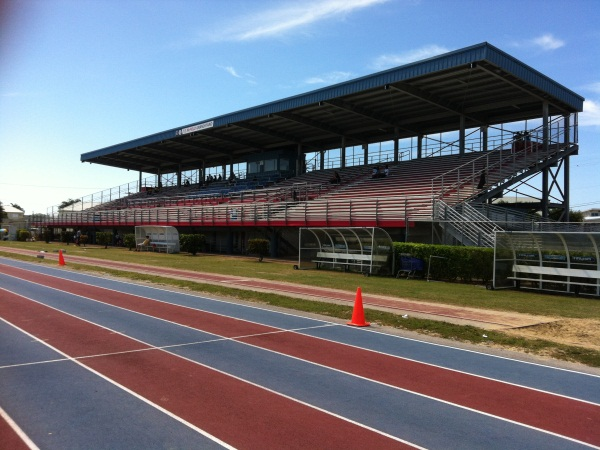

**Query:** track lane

left=0, top=288, right=414, bottom=449
left=1, top=263, right=599, bottom=446
left=6, top=257, right=599, bottom=404
left=0, top=319, right=225, bottom=450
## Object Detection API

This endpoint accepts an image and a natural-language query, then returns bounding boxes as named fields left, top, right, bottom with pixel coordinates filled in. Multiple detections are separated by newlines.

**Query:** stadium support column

left=459, top=115, right=466, bottom=155
left=138, top=171, right=142, bottom=191
left=226, top=230, right=233, bottom=255
left=320, top=150, right=325, bottom=170
left=563, top=114, right=571, bottom=219
left=201, top=160, right=206, bottom=184
left=296, top=144, right=304, bottom=175
left=541, top=102, right=550, bottom=219
left=394, top=127, right=399, bottom=163
left=177, top=165, right=181, bottom=188
left=270, top=229, right=278, bottom=258
left=417, top=135, right=423, bottom=159
left=482, top=125, right=488, bottom=152
left=341, top=136, right=346, bottom=169
left=363, top=144, right=368, bottom=165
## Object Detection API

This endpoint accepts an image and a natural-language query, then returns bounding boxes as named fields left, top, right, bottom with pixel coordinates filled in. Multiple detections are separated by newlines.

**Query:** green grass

left=2, top=241, right=600, bottom=367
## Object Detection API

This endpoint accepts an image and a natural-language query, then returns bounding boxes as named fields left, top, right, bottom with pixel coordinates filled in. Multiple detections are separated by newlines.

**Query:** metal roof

left=81, top=42, right=584, bottom=175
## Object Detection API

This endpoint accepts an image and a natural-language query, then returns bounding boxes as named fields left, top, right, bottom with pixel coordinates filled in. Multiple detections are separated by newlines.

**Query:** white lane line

left=0, top=405, right=40, bottom=450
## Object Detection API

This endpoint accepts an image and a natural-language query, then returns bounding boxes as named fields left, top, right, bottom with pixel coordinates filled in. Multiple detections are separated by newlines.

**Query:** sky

left=1, top=0, right=599, bottom=215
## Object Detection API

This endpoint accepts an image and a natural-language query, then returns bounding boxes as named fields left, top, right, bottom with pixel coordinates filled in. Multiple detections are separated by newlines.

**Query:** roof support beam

left=232, top=121, right=299, bottom=145
left=323, top=98, right=416, bottom=135
left=388, top=82, right=487, bottom=126
left=200, top=130, right=264, bottom=151
left=274, top=111, right=367, bottom=144
left=176, top=139, right=230, bottom=157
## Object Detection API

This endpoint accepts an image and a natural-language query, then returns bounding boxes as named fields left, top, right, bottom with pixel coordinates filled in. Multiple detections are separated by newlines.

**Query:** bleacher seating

left=49, top=137, right=561, bottom=230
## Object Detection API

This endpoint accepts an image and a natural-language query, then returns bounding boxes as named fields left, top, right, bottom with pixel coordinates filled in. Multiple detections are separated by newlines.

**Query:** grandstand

left=34, top=42, right=587, bottom=256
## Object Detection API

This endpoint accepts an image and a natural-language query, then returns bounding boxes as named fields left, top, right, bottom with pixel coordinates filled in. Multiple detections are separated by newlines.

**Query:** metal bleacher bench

left=313, top=251, right=388, bottom=273
left=138, top=242, right=176, bottom=253
left=509, top=264, right=600, bottom=288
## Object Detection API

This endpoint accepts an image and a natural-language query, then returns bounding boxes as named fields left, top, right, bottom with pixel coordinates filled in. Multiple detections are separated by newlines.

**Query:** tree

left=549, top=208, right=584, bottom=222
left=10, top=203, right=24, bottom=212
left=247, top=238, right=269, bottom=262
left=59, top=198, right=81, bottom=210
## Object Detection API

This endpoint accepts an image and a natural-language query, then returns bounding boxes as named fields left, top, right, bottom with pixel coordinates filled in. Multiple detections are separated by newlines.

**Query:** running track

left=1, top=257, right=599, bottom=449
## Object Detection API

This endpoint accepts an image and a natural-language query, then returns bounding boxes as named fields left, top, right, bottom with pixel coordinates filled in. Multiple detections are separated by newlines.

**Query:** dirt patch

left=503, top=318, right=600, bottom=351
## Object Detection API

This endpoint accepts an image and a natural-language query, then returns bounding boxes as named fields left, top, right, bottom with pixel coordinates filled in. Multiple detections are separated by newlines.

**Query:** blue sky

left=1, top=0, right=599, bottom=214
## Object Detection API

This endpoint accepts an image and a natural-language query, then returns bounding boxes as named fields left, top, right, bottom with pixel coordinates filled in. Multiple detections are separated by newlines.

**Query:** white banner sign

left=177, top=121, right=214, bottom=135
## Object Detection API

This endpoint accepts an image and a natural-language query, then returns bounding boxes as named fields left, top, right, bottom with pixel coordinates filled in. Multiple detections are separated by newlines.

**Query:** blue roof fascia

left=81, top=42, right=584, bottom=162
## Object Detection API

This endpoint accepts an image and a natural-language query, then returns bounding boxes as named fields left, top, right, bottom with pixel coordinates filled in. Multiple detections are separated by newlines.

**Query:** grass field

left=2, top=241, right=600, bottom=367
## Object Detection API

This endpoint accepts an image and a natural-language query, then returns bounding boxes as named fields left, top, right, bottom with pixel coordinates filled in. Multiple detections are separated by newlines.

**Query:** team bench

left=509, top=264, right=600, bottom=289
left=313, top=251, right=389, bottom=274
left=138, top=242, right=178, bottom=253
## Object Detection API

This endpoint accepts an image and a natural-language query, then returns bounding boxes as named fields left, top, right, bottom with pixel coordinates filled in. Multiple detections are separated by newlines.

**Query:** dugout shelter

left=493, top=231, right=600, bottom=297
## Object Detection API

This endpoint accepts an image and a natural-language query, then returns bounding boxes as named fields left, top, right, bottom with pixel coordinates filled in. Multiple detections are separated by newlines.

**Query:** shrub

left=180, top=233, right=206, bottom=256
left=96, top=232, right=113, bottom=249
left=394, top=242, right=493, bottom=283
left=123, top=233, right=136, bottom=250
left=17, top=229, right=30, bottom=242
left=247, top=238, right=269, bottom=262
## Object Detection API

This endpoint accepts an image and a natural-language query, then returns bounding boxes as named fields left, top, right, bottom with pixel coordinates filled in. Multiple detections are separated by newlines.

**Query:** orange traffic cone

left=347, top=287, right=370, bottom=327
left=58, top=249, right=66, bottom=266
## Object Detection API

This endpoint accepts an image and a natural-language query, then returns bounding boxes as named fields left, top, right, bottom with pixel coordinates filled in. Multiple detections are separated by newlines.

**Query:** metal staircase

left=434, top=200, right=500, bottom=247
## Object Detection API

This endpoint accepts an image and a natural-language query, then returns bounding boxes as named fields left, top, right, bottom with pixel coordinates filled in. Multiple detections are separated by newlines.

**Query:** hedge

left=394, top=242, right=493, bottom=283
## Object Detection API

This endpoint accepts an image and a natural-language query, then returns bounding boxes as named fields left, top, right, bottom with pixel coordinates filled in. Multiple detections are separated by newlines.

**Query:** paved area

left=1, top=247, right=555, bottom=330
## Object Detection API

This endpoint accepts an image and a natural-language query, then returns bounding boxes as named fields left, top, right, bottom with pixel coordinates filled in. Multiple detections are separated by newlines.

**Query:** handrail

left=431, top=115, right=573, bottom=204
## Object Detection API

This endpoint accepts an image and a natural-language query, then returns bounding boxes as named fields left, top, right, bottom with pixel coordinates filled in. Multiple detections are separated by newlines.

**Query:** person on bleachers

left=477, top=169, right=487, bottom=189
left=330, top=171, right=341, bottom=184
left=372, top=166, right=385, bottom=178
left=384, top=165, right=389, bottom=177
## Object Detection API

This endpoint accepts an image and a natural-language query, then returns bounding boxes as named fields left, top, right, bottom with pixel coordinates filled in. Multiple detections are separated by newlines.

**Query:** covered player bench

left=493, top=231, right=600, bottom=297
left=135, top=226, right=180, bottom=253
left=296, top=227, right=395, bottom=276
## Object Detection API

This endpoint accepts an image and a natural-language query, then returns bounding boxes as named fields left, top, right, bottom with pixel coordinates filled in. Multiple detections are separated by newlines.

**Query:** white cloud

left=579, top=99, right=600, bottom=127
left=216, top=65, right=242, bottom=78
left=304, top=71, right=353, bottom=85
left=370, top=45, right=450, bottom=70
left=209, top=0, right=390, bottom=42
left=531, top=33, right=565, bottom=51
left=533, top=33, right=565, bottom=51
left=512, top=33, right=565, bottom=52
